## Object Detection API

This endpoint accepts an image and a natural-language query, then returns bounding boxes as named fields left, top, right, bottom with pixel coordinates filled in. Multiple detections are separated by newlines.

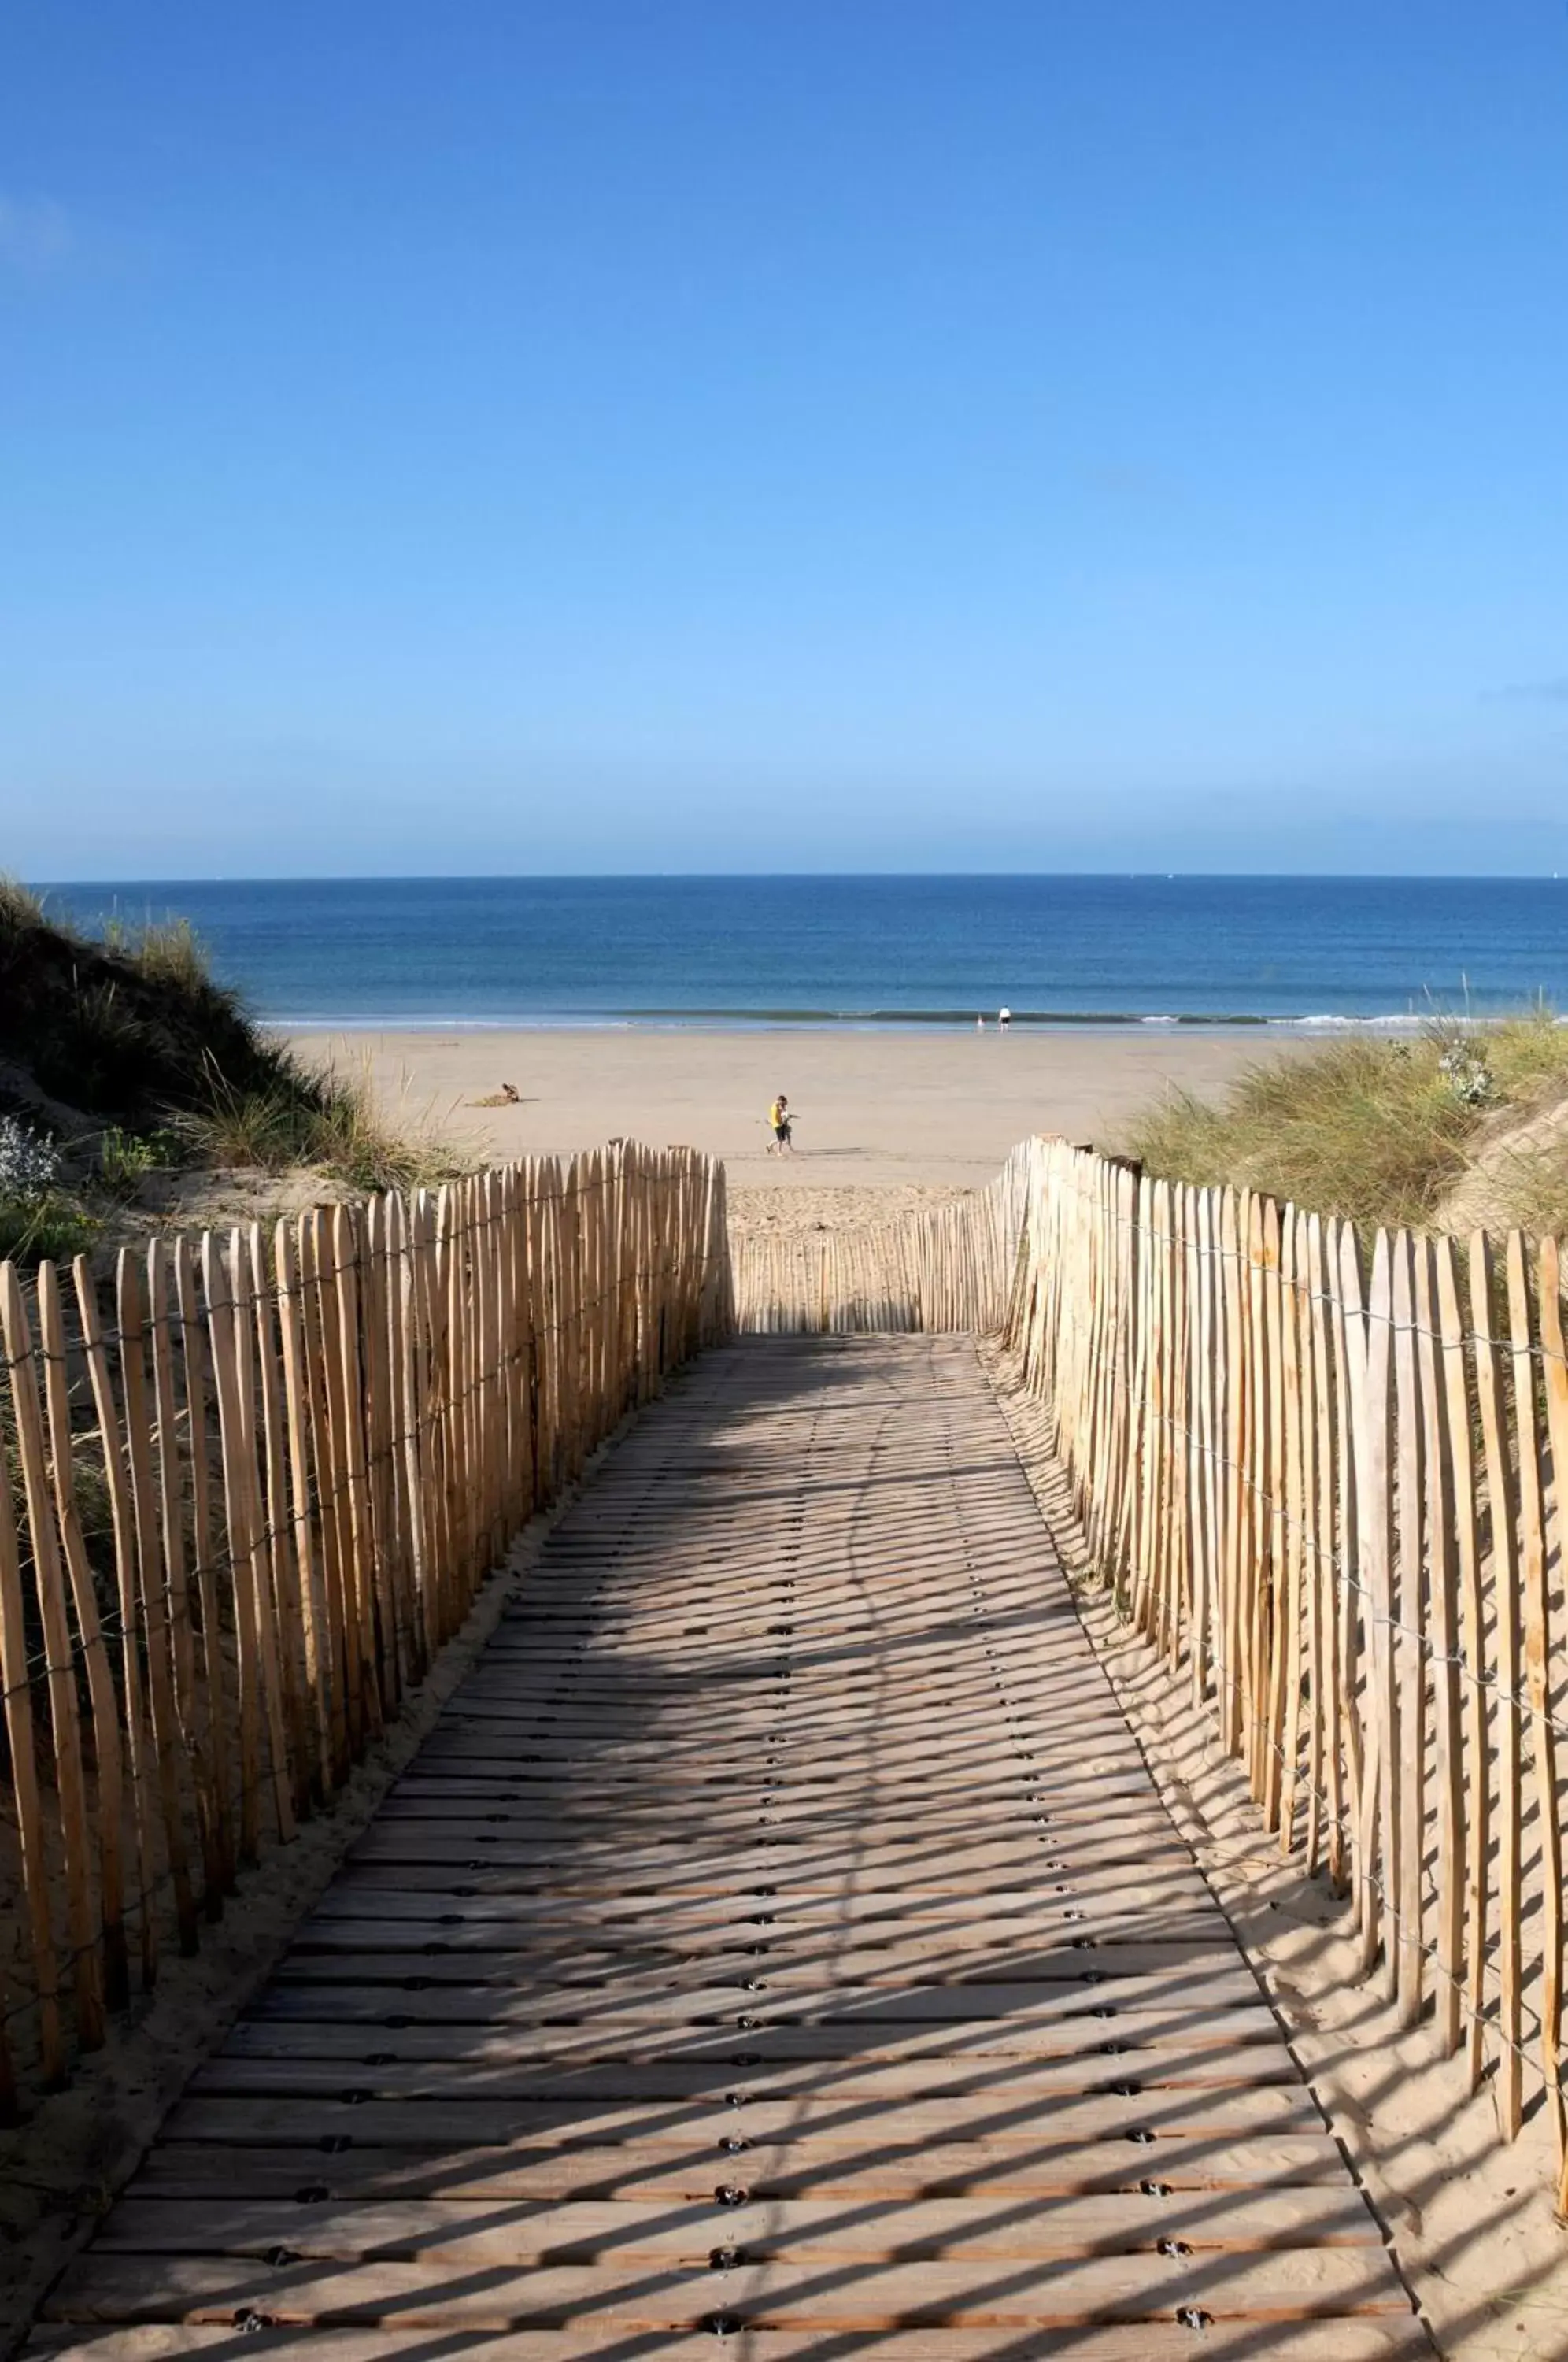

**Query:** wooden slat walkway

left=34, top=1337, right=1426, bottom=2362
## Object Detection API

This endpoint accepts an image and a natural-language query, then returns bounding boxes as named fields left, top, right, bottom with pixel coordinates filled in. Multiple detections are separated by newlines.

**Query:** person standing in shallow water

left=768, top=1094, right=794, bottom=1153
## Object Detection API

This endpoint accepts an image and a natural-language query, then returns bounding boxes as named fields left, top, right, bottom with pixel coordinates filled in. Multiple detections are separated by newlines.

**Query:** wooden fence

left=0, top=1139, right=730, bottom=2112
left=730, top=1144, right=1034, bottom=1335
left=1004, top=1134, right=1568, bottom=2211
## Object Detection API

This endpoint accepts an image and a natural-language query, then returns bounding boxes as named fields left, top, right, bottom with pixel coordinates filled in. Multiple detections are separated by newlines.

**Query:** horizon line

left=32, top=868, right=1568, bottom=889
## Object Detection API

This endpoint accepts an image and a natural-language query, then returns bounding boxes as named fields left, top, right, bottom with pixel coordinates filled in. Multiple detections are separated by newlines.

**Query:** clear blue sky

left=4, top=3, right=1567, bottom=876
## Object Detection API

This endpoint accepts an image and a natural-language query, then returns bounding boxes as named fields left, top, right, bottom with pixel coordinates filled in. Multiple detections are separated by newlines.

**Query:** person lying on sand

left=471, top=1083, right=522, bottom=1107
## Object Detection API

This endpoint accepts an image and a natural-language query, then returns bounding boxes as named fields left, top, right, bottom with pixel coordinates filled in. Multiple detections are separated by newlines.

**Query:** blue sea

left=36, top=876, right=1568, bottom=1031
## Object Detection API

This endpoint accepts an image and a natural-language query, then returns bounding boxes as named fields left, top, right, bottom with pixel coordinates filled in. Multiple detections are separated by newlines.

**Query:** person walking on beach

left=998, top=1005, right=1011, bottom=1033
left=768, top=1094, right=794, bottom=1153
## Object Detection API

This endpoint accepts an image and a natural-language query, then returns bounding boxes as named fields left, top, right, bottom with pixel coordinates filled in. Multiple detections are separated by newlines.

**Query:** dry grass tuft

left=179, top=1057, right=468, bottom=1194
left=0, top=876, right=50, bottom=938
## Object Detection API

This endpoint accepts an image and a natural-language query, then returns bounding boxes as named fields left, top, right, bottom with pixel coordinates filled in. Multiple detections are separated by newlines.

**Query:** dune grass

left=1121, top=1009, right=1568, bottom=1232
left=2, top=889, right=320, bottom=1125
left=0, top=881, right=465, bottom=1261
left=179, top=1058, right=460, bottom=1193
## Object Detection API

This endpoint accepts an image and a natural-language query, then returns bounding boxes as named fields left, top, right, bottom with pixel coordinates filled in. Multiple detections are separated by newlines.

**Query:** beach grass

left=1121, top=1009, right=1568, bottom=1232
left=0, top=879, right=465, bottom=1261
left=179, top=1059, right=460, bottom=1192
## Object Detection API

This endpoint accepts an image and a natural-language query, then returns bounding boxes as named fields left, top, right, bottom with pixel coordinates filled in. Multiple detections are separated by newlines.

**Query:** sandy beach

left=287, top=1025, right=1289, bottom=1201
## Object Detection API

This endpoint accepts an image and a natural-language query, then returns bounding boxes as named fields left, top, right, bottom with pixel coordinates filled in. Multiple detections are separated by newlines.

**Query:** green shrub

left=0, top=1193, right=98, bottom=1267
left=97, top=1124, right=183, bottom=1196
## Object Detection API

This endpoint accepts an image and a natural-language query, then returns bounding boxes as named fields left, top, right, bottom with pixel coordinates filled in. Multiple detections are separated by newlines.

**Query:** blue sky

left=3, top=2, right=1567, bottom=876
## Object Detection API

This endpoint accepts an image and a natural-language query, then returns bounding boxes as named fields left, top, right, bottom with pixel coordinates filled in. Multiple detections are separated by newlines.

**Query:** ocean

left=36, top=876, right=1568, bottom=1031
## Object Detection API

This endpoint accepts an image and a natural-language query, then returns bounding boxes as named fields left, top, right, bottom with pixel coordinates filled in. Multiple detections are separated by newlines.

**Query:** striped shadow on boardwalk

left=33, top=1337, right=1426, bottom=2361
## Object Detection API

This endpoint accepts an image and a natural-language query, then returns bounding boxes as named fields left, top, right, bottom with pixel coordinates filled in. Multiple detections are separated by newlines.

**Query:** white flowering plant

left=1437, top=1046, right=1495, bottom=1109
left=0, top=1113, right=62, bottom=1201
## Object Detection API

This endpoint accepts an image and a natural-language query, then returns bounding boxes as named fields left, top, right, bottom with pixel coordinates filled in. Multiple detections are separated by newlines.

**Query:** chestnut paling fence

left=12, top=1116, right=1568, bottom=2216
left=1004, top=1134, right=1568, bottom=2212
left=730, top=1140, right=1035, bottom=1335
left=0, top=1139, right=730, bottom=2112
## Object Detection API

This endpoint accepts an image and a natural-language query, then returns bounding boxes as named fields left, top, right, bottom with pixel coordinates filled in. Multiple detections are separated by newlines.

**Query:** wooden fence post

left=1470, top=1231, right=1522, bottom=2138
left=36, top=1261, right=129, bottom=2012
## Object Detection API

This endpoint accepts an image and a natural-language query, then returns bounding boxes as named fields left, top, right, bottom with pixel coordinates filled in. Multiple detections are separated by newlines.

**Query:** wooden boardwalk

left=35, top=1338, right=1425, bottom=2361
